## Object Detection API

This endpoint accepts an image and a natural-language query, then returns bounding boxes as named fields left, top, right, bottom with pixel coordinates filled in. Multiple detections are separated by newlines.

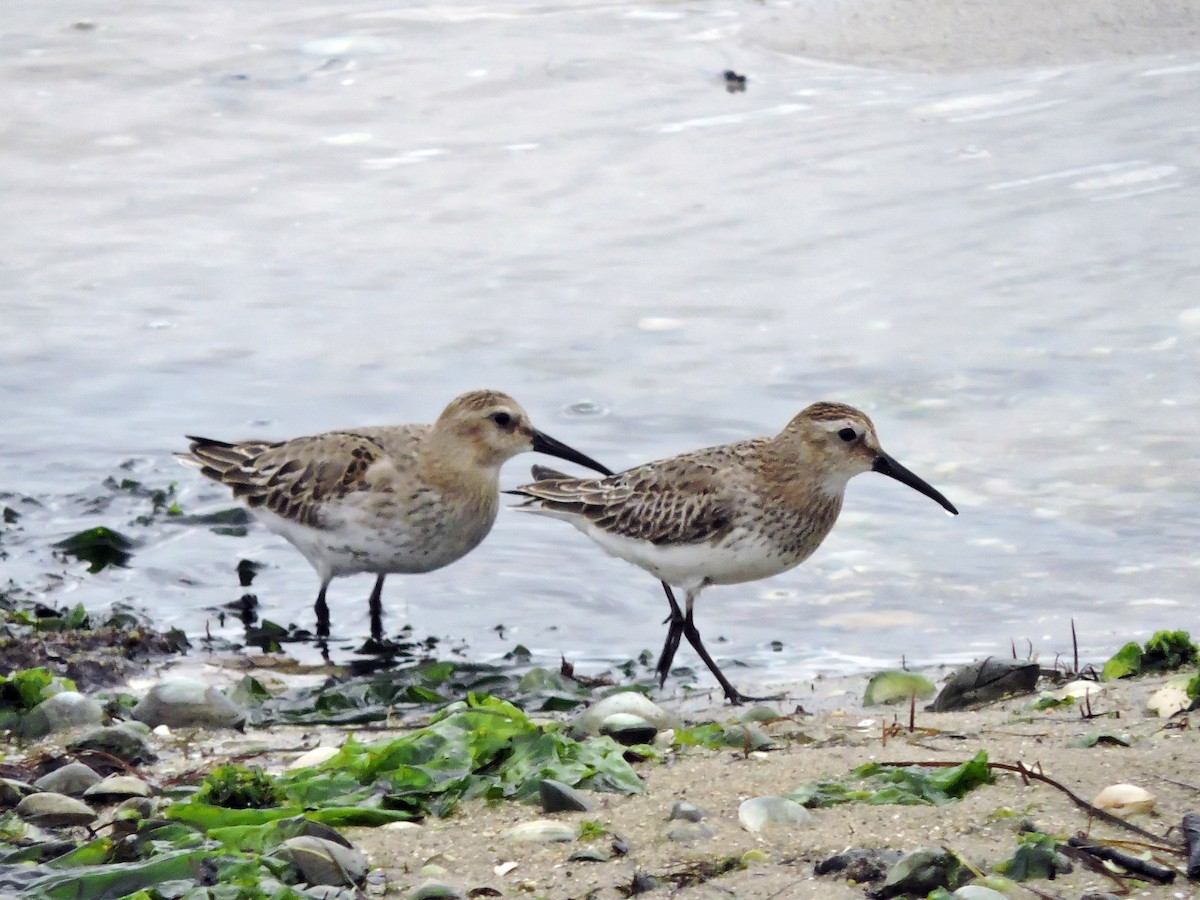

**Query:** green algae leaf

left=1103, top=631, right=1199, bottom=680
left=863, top=670, right=936, bottom=706
left=21, top=848, right=222, bottom=900
left=995, top=831, right=1068, bottom=880
left=789, top=750, right=993, bottom=808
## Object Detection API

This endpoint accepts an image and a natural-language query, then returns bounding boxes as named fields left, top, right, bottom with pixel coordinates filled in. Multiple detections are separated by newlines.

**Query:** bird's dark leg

left=655, top=583, right=686, bottom=687
left=679, top=590, right=784, bottom=706
left=315, top=579, right=332, bottom=639
left=368, top=574, right=386, bottom=642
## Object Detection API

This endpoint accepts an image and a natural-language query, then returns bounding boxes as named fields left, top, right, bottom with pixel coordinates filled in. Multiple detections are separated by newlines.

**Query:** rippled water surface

left=2, top=1, right=1198, bottom=687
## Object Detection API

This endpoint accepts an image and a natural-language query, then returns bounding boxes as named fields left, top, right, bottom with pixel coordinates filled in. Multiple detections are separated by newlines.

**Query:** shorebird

left=180, top=390, right=611, bottom=642
left=509, top=401, right=958, bottom=704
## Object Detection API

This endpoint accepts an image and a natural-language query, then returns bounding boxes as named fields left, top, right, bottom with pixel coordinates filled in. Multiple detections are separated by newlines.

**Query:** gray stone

left=737, top=796, right=812, bottom=833
left=669, top=801, right=705, bottom=822
left=539, top=778, right=593, bottom=813
left=14, top=792, right=97, bottom=828
left=666, top=822, right=715, bottom=843
left=20, top=692, right=106, bottom=739
left=68, top=725, right=157, bottom=765
left=574, top=693, right=677, bottom=736
left=408, top=882, right=466, bottom=900
left=33, top=763, right=102, bottom=797
left=84, top=775, right=153, bottom=802
left=281, top=835, right=368, bottom=887
left=0, top=778, right=36, bottom=809
left=599, top=713, right=658, bottom=746
left=114, top=796, right=155, bottom=819
left=131, top=678, right=245, bottom=729
left=501, top=819, right=576, bottom=843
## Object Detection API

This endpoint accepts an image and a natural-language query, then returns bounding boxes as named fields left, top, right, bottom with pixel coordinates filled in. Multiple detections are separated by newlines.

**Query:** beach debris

left=279, top=835, right=369, bottom=886
left=929, top=659, right=1039, bottom=710
left=1090, top=783, right=1156, bottom=816
left=1102, top=629, right=1198, bottom=680
left=723, top=70, right=747, bottom=92
left=67, top=724, right=157, bottom=765
left=33, top=762, right=102, bottom=797
left=1182, top=812, right=1200, bottom=879
left=869, top=847, right=968, bottom=899
left=864, top=670, right=936, bottom=706
left=574, top=692, right=677, bottom=737
left=568, top=847, right=610, bottom=862
left=737, top=795, right=812, bottom=832
left=501, top=820, right=576, bottom=843
left=539, top=778, right=593, bottom=813
left=131, top=677, right=246, bottom=729
left=1146, top=676, right=1192, bottom=717
left=1067, top=731, right=1130, bottom=748
left=995, top=830, right=1072, bottom=880
left=789, top=750, right=993, bottom=808
left=1067, top=836, right=1175, bottom=883
left=20, top=690, right=106, bottom=738
left=14, top=792, right=98, bottom=828
left=814, top=848, right=902, bottom=883
left=669, top=800, right=705, bottom=822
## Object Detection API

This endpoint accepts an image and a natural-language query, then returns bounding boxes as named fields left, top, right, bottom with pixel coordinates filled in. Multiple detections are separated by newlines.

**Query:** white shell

left=1146, top=679, right=1191, bottom=718
left=1092, top=783, right=1156, bottom=816
left=737, top=796, right=812, bottom=833
left=288, top=746, right=340, bottom=770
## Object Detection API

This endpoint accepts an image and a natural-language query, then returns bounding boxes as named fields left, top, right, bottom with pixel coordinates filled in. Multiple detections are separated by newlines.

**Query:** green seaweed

left=1102, top=630, right=1198, bottom=680
left=788, top=750, right=993, bottom=808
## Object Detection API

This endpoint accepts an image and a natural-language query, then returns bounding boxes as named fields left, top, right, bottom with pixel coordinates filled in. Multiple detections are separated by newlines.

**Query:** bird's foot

left=723, top=688, right=786, bottom=706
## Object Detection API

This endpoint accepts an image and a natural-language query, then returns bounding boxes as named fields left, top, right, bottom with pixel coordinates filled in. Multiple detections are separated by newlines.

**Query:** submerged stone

left=132, top=678, right=245, bottom=729
left=33, top=763, right=102, bottom=797
left=15, top=792, right=98, bottom=828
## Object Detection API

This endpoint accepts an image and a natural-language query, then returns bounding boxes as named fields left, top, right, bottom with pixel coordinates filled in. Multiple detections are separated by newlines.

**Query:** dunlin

left=181, top=390, right=611, bottom=642
left=510, top=402, right=958, bottom=704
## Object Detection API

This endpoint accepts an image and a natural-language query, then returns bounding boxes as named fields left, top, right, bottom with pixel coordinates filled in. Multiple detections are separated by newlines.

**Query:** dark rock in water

left=14, top=792, right=98, bottom=828
left=540, top=778, right=593, bottom=813
left=68, top=725, right=157, bottom=765
left=33, top=762, right=101, bottom=797
left=131, top=678, right=245, bottom=729
left=929, top=658, right=1040, bottom=711
left=20, top=691, right=106, bottom=738
left=869, top=848, right=966, bottom=899
left=723, top=70, right=747, bottom=92
left=815, top=848, right=903, bottom=883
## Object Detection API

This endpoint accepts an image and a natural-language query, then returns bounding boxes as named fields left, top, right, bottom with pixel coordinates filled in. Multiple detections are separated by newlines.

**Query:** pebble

left=14, top=792, right=98, bottom=828
left=668, top=801, right=705, bottom=822
left=20, top=692, right=106, bottom=739
left=574, top=693, right=677, bottom=736
left=33, top=763, right=102, bottom=797
left=737, top=796, right=812, bottom=833
left=281, top=836, right=368, bottom=887
left=501, top=820, right=576, bottom=843
left=408, top=882, right=465, bottom=900
left=131, top=678, right=245, bottom=729
left=539, top=779, right=592, bottom=813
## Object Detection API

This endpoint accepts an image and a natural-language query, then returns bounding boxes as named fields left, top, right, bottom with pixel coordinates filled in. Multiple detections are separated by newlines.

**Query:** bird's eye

left=838, top=427, right=857, bottom=442
left=490, top=412, right=513, bottom=427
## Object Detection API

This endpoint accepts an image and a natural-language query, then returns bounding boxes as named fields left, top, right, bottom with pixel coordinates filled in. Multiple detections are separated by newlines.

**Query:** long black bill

left=531, top=430, right=614, bottom=477
left=872, top=453, right=958, bottom=515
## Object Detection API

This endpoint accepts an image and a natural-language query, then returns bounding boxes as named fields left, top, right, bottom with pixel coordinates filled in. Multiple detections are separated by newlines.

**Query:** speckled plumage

left=181, top=390, right=610, bottom=641
left=510, top=401, right=958, bottom=704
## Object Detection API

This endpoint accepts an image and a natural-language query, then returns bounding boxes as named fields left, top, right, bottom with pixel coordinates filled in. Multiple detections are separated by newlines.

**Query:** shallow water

left=2, top=1, right=1198, bottom=686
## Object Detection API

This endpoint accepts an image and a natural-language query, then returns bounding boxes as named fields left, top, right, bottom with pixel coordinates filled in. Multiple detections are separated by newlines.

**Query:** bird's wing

left=184, top=430, right=392, bottom=527
left=511, top=449, right=743, bottom=546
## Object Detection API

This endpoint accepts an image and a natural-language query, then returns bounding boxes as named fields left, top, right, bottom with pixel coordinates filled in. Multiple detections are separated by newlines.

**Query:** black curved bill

left=531, top=430, right=614, bottom=477
left=872, top=453, right=958, bottom=515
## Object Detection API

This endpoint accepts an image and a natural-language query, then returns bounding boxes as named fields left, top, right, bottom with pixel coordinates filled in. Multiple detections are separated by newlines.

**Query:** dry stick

left=1071, top=618, right=1079, bottom=675
left=877, top=759, right=1179, bottom=849
left=1067, top=836, right=1177, bottom=883
left=1055, top=842, right=1131, bottom=894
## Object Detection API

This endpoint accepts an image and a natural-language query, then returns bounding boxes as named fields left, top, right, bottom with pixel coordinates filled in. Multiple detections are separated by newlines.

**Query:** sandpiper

left=180, top=390, right=612, bottom=642
left=509, top=401, right=958, bottom=704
